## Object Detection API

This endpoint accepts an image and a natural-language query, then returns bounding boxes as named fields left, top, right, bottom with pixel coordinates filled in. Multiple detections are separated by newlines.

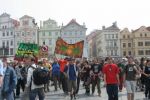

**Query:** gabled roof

left=61, top=19, right=86, bottom=29
left=132, top=26, right=147, bottom=33
left=147, top=26, right=150, bottom=31
left=20, top=15, right=33, bottom=19
left=120, top=28, right=130, bottom=33
left=0, top=13, right=10, bottom=17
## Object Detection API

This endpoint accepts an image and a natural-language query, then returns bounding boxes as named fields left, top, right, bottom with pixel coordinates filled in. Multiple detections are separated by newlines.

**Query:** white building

left=15, top=15, right=38, bottom=50
left=0, top=13, right=19, bottom=59
left=61, top=19, right=88, bottom=58
left=96, top=22, right=120, bottom=58
left=38, top=18, right=61, bottom=56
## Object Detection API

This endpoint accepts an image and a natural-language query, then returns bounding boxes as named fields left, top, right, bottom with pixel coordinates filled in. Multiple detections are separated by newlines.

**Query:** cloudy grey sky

left=0, top=0, right=150, bottom=34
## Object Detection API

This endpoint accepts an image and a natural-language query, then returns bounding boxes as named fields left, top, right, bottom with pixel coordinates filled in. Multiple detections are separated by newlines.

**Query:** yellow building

left=132, top=26, right=150, bottom=59
left=120, top=26, right=150, bottom=59
left=120, top=28, right=133, bottom=57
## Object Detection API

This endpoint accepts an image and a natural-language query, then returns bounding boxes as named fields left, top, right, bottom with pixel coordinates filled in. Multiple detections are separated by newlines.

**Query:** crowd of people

left=0, top=56, right=150, bottom=100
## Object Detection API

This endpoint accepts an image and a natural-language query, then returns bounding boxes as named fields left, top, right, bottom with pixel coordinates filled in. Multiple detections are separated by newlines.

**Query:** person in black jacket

left=142, top=59, right=150, bottom=99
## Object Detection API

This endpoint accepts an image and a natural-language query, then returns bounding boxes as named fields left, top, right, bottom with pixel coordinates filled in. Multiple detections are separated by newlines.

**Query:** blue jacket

left=2, top=66, right=17, bottom=93
left=52, top=62, right=60, bottom=76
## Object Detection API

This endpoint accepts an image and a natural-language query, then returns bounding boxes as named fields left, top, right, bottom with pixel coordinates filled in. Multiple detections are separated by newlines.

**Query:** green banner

left=14, top=43, right=39, bottom=61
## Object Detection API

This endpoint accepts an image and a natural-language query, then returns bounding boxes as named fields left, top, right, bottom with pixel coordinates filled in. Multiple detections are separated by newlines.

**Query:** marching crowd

left=0, top=56, right=150, bottom=100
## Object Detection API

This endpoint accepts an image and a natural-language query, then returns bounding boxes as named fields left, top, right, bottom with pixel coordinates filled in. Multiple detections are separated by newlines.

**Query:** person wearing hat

left=0, top=58, right=17, bottom=100
left=64, top=57, right=78, bottom=100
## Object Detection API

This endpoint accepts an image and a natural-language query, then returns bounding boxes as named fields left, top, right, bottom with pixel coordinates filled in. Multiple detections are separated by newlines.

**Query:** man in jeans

left=64, top=58, right=78, bottom=100
left=1, top=58, right=17, bottom=100
left=103, top=57, right=120, bottom=100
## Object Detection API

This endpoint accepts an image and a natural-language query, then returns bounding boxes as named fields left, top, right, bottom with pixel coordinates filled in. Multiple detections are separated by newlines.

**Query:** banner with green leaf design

left=54, top=38, right=84, bottom=58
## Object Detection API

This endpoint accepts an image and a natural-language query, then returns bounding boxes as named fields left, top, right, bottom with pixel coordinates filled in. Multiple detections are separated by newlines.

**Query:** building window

left=123, top=51, right=126, bottom=56
left=49, top=40, right=52, bottom=45
left=64, top=32, right=67, bottom=35
left=123, top=35, right=125, bottom=39
left=42, top=32, right=45, bottom=36
left=128, top=35, right=130, bottom=38
left=22, top=32, right=24, bottom=36
left=108, top=35, right=110, bottom=39
left=7, top=32, right=9, bottom=36
left=70, top=31, right=72, bottom=35
left=146, top=50, right=150, bottom=55
left=75, top=31, right=77, bottom=35
left=145, top=41, right=150, bottom=46
left=128, top=43, right=131, bottom=47
left=140, top=34, right=142, bottom=37
left=17, top=41, right=20, bottom=46
left=7, top=41, right=9, bottom=47
left=107, top=50, right=109, bottom=56
left=115, top=50, right=117, bottom=56
left=10, top=48, right=13, bottom=55
left=2, top=41, right=5, bottom=47
left=70, top=40, right=72, bottom=44
left=128, top=51, right=131, bottom=55
left=11, top=40, right=13, bottom=46
left=112, top=34, right=114, bottom=38
left=145, top=33, right=147, bottom=37
left=111, top=50, right=113, bottom=55
left=43, top=40, right=45, bottom=45
left=138, top=42, right=143, bottom=46
left=114, top=42, right=117, bottom=47
left=49, top=32, right=51, bottom=36
left=11, top=32, right=13, bottom=36
left=80, top=31, right=82, bottom=35
left=3, top=32, right=5, bottom=36
left=138, top=50, right=144, bottom=55
left=123, top=43, right=126, bottom=48
left=5, top=26, right=7, bottom=29
left=116, top=34, right=118, bottom=38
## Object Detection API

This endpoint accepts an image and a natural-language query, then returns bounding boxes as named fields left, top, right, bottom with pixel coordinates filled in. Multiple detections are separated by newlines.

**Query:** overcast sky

left=0, top=0, right=150, bottom=34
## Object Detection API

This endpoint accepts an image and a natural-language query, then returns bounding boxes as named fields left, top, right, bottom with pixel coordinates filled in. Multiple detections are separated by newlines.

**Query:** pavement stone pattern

left=16, top=84, right=146, bottom=100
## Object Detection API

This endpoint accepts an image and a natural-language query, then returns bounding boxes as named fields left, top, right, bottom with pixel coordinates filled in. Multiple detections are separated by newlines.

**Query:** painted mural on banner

left=55, top=38, right=84, bottom=58
left=14, top=43, right=39, bottom=61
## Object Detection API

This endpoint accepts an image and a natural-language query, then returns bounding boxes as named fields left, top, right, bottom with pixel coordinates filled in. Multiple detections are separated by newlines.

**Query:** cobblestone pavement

left=16, top=84, right=146, bottom=100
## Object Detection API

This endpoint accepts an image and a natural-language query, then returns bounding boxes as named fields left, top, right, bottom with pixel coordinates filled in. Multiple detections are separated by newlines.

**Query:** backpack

left=33, top=67, right=50, bottom=85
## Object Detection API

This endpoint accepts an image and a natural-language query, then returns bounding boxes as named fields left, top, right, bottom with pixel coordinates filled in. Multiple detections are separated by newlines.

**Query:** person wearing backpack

left=26, top=58, right=45, bottom=100
left=52, top=57, right=60, bottom=91
left=64, top=58, right=78, bottom=100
